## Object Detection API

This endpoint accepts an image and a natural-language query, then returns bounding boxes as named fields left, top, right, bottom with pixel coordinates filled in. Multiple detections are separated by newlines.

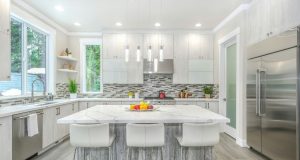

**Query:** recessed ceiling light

left=74, top=22, right=81, bottom=26
left=115, top=22, right=122, bottom=26
left=54, top=5, right=64, bottom=12
left=154, top=22, right=161, bottom=27
left=195, top=23, right=202, bottom=27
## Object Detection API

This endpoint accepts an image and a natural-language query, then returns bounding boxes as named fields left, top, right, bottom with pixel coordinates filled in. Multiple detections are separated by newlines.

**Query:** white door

left=220, top=39, right=237, bottom=138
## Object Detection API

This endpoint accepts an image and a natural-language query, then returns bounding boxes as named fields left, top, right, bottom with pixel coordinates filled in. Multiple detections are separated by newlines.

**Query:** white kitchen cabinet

left=43, top=103, right=79, bottom=148
left=127, top=61, right=143, bottom=84
left=247, top=0, right=300, bottom=45
left=103, top=34, right=144, bottom=84
left=0, top=116, right=12, bottom=160
left=189, top=72, right=213, bottom=84
left=197, top=102, right=219, bottom=113
left=0, top=0, right=11, bottom=80
left=43, top=107, right=56, bottom=148
left=189, top=34, right=213, bottom=60
left=103, top=34, right=126, bottom=59
left=173, top=33, right=189, bottom=84
left=173, top=33, right=214, bottom=84
left=143, top=33, right=174, bottom=60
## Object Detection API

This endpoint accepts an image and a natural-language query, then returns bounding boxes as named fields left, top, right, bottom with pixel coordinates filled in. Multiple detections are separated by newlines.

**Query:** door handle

left=256, top=69, right=260, bottom=116
left=223, top=98, right=227, bottom=101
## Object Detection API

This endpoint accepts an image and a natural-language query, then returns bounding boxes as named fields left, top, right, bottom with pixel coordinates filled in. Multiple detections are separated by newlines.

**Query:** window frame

left=0, top=16, right=50, bottom=97
left=80, top=38, right=103, bottom=94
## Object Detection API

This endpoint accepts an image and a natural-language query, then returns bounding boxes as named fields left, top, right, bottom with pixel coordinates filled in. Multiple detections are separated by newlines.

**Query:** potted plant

left=203, top=86, right=213, bottom=98
left=69, top=79, right=78, bottom=99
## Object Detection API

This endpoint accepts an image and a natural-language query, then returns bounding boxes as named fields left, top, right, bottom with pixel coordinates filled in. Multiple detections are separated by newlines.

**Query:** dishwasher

left=12, top=110, right=43, bottom=160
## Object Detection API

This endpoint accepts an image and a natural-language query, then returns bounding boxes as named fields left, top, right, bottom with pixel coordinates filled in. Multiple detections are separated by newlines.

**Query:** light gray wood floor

left=33, top=134, right=267, bottom=160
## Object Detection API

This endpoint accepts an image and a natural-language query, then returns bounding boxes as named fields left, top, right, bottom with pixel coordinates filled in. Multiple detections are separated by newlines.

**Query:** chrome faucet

left=31, top=78, right=46, bottom=103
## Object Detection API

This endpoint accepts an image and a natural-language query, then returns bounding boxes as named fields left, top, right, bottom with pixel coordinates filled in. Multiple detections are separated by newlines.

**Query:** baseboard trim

left=236, top=137, right=248, bottom=148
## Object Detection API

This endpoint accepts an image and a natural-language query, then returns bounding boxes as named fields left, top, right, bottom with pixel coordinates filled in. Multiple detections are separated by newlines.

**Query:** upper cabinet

left=173, top=33, right=214, bottom=84
left=102, top=34, right=144, bottom=84
left=143, top=33, right=174, bottom=59
left=0, top=0, right=11, bottom=80
left=247, top=0, right=300, bottom=45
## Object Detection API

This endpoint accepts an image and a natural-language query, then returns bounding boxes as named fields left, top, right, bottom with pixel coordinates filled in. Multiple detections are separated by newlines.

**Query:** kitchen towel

left=27, top=113, right=39, bottom=137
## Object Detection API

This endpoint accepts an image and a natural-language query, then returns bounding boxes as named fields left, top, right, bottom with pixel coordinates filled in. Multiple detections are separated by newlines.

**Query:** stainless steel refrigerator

left=247, top=27, right=299, bottom=160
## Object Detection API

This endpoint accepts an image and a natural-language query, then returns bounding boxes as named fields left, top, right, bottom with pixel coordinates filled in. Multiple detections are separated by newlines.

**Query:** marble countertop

left=0, top=98, right=143, bottom=118
left=0, top=98, right=219, bottom=118
left=57, top=105, right=229, bottom=124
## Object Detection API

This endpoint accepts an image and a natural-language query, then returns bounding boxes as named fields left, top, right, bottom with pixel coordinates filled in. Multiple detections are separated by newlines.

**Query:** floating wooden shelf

left=57, top=56, right=77, bottom=62
left=57, top=69, right=78, bottom=73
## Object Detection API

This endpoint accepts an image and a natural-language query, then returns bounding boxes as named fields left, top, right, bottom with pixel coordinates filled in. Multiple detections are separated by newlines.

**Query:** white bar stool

left=126, top=123, right=165, bottom=160
left=70, top=124, right=116, bottom=160
left=176, top=123, right=220, bottom=160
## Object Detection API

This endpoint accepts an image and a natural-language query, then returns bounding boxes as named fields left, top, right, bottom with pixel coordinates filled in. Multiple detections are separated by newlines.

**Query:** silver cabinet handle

left=0, top=124, right=2, bottom=126
left=72, top=104, right=75, bottom=112
left=56, top=107, right=60, bottom=115
left=208, top=103, right=210, bottom=109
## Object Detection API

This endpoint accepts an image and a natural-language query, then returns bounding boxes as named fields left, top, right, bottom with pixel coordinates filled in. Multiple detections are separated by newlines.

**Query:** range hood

left=143, top=59, right=174, bottom=74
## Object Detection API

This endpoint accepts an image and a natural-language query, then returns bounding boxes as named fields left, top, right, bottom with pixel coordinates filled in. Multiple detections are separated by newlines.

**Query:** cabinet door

left=173, top=33, right=189, bottom=84
left=127, top=60, right=143, bottom=84
left=143, top=34, right=159, bottom=59
left=189, top=34, right=202, bottom=59
left=43, top=107, right=56, bottom=148
left=201, top=35, right=213, bottom=59
left=207, top=102, right=219, bottom=113
left=161, top=34, right=174, bottom=59
left=0, top=116, right=12, bottom=160
left=247, top=0, right=270, bottom=45
left=60, top=104, right=74, bottom=136
left=79, top=102, right=89, bottom=110
left=103, top=34, right=114, bottom=59
left=0, top=0, right=11, bottom=81
left=269, top=0, right=300, bottom=34
left=189, top=72, right=213, bottom=84
left=196, top=102, right=206, bottom=108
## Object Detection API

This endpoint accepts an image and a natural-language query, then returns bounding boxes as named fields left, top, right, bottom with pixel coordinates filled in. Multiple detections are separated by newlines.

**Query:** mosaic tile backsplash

left=57, top=74, right=218, bottom=98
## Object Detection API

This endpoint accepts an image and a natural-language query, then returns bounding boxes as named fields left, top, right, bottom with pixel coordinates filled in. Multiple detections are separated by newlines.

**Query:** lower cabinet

left=43, top=102, right=78, bottom=148
left=0, top=116, right=12, bottom=160
left=176, top=101, right=219, bottom=113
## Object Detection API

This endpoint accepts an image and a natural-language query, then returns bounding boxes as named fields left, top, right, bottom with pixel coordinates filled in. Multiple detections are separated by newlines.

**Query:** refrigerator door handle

left=256, top=69, right=261, bottom=116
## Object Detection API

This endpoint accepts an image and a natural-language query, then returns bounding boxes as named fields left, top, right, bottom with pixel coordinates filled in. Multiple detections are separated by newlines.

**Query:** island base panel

left=74, top=124, right=215, bottom=160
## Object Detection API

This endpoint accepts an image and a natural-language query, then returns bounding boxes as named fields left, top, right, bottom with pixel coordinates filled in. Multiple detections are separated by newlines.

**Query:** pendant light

left=148, top=46, right=152, bottom=62
left=125, top=45, right=129, bottom=62
left=159, top=45, right=164, bottom=62
left=154, top=58, right=158, bottom=72
left=158, top=0, right=164, bottom=62
left=136, top=46, right=141, bottom=62
left=124, top=0, right=129, bottom=62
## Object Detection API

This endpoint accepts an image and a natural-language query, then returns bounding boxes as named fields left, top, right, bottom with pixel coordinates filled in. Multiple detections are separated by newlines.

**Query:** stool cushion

left=177, top=123, right=220, bottom=147
left=70, top=124, right=115, bottom=148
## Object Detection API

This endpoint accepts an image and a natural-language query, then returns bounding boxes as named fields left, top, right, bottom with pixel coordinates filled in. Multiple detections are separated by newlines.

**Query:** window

left=0, top=18, right=48, bottom=96
left=80, top=39, right=102, bottom=93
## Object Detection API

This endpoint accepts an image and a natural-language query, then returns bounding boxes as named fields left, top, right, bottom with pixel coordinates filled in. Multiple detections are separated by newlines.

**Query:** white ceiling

left=19, top=0, right=245, bottom=32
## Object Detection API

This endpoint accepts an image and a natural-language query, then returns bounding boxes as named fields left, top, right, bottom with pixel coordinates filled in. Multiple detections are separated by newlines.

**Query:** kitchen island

left=58, top=105, right=229, bottom=160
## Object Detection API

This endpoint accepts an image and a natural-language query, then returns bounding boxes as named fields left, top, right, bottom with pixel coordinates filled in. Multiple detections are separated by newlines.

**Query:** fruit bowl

left=127, top=101, right=159, bottom=112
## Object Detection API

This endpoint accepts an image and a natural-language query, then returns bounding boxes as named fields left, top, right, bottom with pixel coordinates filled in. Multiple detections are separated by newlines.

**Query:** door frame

left=218, top=28, right=247, bottom=147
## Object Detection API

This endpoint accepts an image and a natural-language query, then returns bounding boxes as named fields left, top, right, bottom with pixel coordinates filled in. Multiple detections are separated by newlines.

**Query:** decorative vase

left=70, top=93, right=77, bottom=99
left=205, top=94, right=211, bottom=99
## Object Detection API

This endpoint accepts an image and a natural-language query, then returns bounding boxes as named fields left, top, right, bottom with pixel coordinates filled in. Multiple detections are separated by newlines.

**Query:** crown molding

left=213, top=4, right=250, bottom=33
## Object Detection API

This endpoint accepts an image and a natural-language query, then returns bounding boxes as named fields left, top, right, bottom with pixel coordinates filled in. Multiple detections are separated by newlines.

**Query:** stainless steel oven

left=12, top=110, right=43, bottom=160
